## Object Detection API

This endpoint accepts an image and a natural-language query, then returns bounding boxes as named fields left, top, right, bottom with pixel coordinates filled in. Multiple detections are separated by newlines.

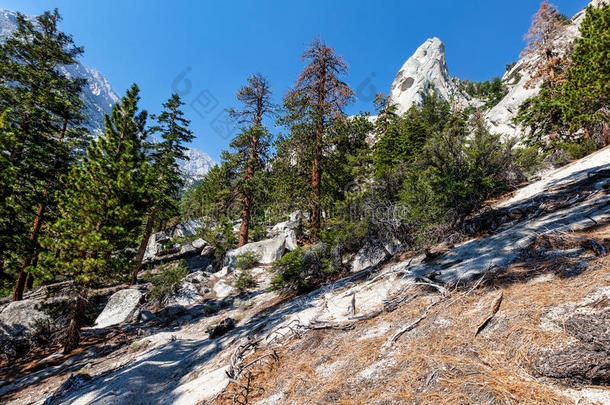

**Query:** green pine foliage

left=0, top=9, right=87, bottom=297
left=516, top=3, right=609, bottom=152
left=41, top=84, right=149, bottom=286
left=460, top=77, right=508, bottom=109
left=560, top=4, right=609, bottom=138
left=148, top=94, right=195, bottom=221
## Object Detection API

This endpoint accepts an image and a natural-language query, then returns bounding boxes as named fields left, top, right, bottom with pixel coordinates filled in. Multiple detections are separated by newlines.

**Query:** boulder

left=201, top=244, right=214, bottom=256
left=225, top=236, right=286, bottom=268
left=158, top=304, right=187, bottom=322
left=0, top=299, right=51, bottom=337
left=94, top=289, right=142, bottom=329
left=207, top=317, right=235, bottom=338
left=180, top=242, right=199, bottom=256
left=213, top=279, right=236, bottom=300
left=267, top=220, right=300, bottom=238
left=185, top=270, right=207, bottom=284
left=143, top=231, right=170, bottom=261
left=289, top=210, right=304, bottom=222
left=351, top=242, right=390, bottom=273
left=192, top=238, right=208, bottom=249
left=140, top=310, right=155, bottom=323
left=284, top=229, right=298, bottom=251
left=171, top=282, right=204, bottom=306
left=170, top=218, right=204, bottom=239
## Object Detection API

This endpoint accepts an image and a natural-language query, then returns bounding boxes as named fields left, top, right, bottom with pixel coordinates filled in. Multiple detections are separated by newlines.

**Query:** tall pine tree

left=42, top=84, right=148, bottom=352
left=131, top=94, right=193, bottom=283
left=560, top=3, right=610, bottom=144
left=282, top=39, right=354, bottom=240
left=226, top=74, right=275, bottom=246
left=0, top=9, right=86, bottom=300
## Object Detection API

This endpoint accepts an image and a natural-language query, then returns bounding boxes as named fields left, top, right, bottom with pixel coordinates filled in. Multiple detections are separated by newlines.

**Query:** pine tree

left=0, top=9, right=86, bottom=300
left=42, top=84, right=148, bottom=353
left=282, top=39, right=354, bottom=240
left=226, top=74, right=275, bottom=246
left=560, top=3, right=610, bottom=144
left=131, top=94, right=193, bottom=283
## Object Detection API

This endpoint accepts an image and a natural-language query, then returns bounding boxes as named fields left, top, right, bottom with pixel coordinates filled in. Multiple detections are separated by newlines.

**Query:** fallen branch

left=386, top=298, right=442, bottom=346
left=475, top=291, right=503, bottom=337
left=308, top=320, right=355, bottom=331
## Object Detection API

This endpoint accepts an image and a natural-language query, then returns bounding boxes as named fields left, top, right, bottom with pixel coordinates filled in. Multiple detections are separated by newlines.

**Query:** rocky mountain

left=179, top=148, right=216, bottom=187
left=390, top=1, right=603, bottom=138
left=0, top=9, right=119, bottom=136
left=389, top=37, right=473, bottom=115
left=0, top=9, right=215, bottom=183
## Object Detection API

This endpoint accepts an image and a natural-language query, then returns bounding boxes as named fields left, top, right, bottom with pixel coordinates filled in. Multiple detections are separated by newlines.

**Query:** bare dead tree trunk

left=131, top=205, right=159, bottom=284
left=63, top=286, right=89, bottom=354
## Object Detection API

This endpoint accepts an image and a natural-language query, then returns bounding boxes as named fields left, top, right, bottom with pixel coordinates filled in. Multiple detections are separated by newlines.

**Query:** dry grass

left=215, top=225, right=610, bottom=405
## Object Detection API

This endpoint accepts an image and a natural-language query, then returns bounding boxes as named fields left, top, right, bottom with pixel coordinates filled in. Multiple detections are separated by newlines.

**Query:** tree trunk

left=131, top=206, right=159, bottom=284
left=63, top=286, right=89, bottom=354
left=238, top=133, right=258, bottom=247
left=310, top=142, right=322, bottom=241
left=310, top=63, right=326, bottom=242
left=25, top=253, right=38, bottom=290
left=12, top=192, right=46, bottom=301
left=13, top=120, right=66, bottom=300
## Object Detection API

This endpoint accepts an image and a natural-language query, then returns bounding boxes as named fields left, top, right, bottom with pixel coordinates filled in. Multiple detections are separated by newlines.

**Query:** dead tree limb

left=386, top=298, right=442, bottom=346
left=475, top=291, right=503, bottom=337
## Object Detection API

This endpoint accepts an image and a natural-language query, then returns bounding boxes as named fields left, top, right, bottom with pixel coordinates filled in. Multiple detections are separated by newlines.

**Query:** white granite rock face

left=390, top=37, right=470, bottom=115
left=94, top=289, right=142, bottom=329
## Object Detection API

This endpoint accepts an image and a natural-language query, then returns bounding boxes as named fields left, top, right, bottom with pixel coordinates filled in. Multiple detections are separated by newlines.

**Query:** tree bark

left=12, top=191, right=46, bottom=301
left=63, top=286, right=89, bottom=354
left=25, top=253, right=38, bottom=289
left=238, top=133, right=258, bottom=247
left=131, top=205, right=158, bottom=284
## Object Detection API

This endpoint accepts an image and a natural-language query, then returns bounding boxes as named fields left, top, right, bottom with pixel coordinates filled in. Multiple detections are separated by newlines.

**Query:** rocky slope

left=1, top=146, right=608, bottom=405
left=0, top=9, right=215, bottom=183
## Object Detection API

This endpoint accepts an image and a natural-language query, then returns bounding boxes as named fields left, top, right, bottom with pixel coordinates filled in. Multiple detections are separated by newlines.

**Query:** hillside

left=0, top=1, right=608, bottom=404
left=1, top=146, right=608, bottom=404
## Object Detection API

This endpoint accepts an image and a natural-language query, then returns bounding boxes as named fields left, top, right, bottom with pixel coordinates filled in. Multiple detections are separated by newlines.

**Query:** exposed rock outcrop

left=390, top=37, right=470, bottom=115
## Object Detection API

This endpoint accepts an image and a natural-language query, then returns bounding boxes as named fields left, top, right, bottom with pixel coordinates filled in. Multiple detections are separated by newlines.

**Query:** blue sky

left=1, top=0, right=587, bottom=161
